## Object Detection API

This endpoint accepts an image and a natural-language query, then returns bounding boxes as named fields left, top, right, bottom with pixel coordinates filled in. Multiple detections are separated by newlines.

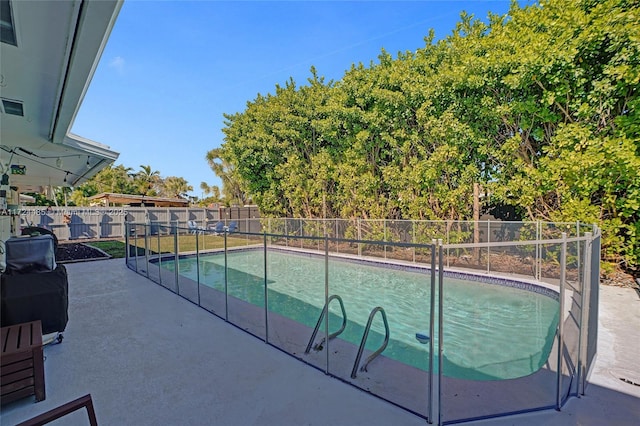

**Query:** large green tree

left=218, top=0, right=640, bottom=269
left=71, top=164, right=136, bottom=205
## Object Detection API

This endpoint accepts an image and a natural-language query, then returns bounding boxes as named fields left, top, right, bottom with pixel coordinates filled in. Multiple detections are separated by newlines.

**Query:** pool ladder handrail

left=351, top=306, right=390, bottom=379
left=305, top=294, right=348, bottom=353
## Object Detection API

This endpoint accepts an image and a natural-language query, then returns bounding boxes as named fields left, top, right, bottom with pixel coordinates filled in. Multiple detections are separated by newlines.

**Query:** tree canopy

left=68, top=164, right=195, bottom=204
left=218, top=0, right=640, bottom=269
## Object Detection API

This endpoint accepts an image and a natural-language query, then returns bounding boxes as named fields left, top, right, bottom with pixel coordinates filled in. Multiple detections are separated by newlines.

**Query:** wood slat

left=1, top=358, right=35, bottom=376
left=1, top=351, right=33, bottom=365
left=1, top=386, right=36, bottom=405
left=31, top=321, right=43, bottom=346
left=24, top=322, right=33, bottom=348
left=4, top=326, right=20, bottom=353
left=32, top=345, right=45, bottom=402
left=1, top=377, right=34, bottom=396
left=1, top=327, right=8, bottom=351
left=1, top=367, right=33, bottom=385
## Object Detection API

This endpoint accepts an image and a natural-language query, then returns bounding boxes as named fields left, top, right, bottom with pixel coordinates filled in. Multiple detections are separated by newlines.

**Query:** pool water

left=161, top=249, right=559, bottom=381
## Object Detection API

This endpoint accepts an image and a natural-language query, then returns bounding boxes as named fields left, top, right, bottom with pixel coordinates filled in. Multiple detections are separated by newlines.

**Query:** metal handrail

left=351, top=306, right=390, bottom=379
left=305, top=295, right=347, bottom=353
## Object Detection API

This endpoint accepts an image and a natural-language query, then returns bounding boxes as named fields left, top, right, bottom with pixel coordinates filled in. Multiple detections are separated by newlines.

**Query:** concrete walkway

left=1, top=259, right=638, bottom=425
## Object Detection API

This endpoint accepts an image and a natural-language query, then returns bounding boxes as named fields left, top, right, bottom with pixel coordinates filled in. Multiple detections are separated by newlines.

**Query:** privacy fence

left=124, top=220, right=600, bottom=425
left=19, top=206, right=259, bottom=241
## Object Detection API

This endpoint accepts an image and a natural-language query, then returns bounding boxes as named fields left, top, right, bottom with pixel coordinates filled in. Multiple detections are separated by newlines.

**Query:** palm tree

left=206, top=148, right=249, bottom=206
left=161, top=176, right=193, bottom=198
left=200, top=181, right=212, bottom=196
left=135, top=165, right=160, bottom=196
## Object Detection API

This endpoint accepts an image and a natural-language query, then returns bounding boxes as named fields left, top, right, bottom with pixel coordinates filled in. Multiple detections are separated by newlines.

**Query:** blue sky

left=72, top=1, right=512, bottom=198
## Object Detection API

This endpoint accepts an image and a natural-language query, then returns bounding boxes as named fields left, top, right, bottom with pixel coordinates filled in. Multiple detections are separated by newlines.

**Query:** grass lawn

left=91, top=234, right=254, bottom=258
left=86, top=240, right=128, bottom=258
left=144, top=234, right=255, bottom=253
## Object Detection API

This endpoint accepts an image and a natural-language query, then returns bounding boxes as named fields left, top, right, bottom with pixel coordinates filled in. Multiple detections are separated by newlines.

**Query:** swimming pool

left=160, top=248, right=559, bottom=381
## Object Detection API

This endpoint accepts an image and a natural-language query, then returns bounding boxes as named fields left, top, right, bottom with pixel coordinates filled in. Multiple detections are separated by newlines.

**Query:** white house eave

left=63, top=133, right=119, bottom=162
left=51, top=0, right=123, bottom=145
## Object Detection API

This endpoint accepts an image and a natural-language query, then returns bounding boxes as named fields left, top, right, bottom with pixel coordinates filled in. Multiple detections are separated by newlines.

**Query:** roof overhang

left=88, top=192, right=190, bottom=207
left=0, top=0, right=123, bottom=192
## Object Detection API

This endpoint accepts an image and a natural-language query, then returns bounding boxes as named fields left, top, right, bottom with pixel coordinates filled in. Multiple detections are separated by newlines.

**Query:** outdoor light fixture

left=86, top=156, right=90, bottom=169
left=63, top=172, right=69, bottom=183
left=56, top=157, right=62, bottom=168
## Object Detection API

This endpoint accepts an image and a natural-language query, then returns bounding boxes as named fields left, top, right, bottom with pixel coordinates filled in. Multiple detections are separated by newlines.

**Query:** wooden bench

left=1, top=320, right=45, bottom=404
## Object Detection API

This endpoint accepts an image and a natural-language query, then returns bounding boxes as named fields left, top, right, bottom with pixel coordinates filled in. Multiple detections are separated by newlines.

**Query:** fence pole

left=124, top=222, right=129, bottom=264
left=358, top=219, right=362, bottom=257
left=579, top=232, right=593, bottom=395
left=437, top=239, right=444, bottom=425
left=324, top=234, right=330, bottom=374
left=556, top=232, right=567, bottom=410
left=174, top=228, right=179, bottom=295
left=224, top=231, right=229, bottom=321
left=133, top=224, right=138, bottom=272
left=536, top=221, right=541, bottom=280
left=264, top=232, right=269, bottom=343
left=576, top=221, right=581, bottom=289
left=428, top=239, right=437, bottom=423
left=144, top=225, right=149, bottom=279
left=486, top=220, right=491, bottom=274
left=412, top=221, right=416, bottom=263
left=384, top=219, right=387, bottom=259
left=446, top=221, right=450, bottom=268
left=157, top=227, right=162, bottom=286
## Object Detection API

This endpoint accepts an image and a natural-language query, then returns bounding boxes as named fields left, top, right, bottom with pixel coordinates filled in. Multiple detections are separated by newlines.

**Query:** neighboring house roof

left=88, top=192, right=189, bottom=207
left=0, top=0, right=123, bottom=192
left=18, top=193, right=35, bottom=204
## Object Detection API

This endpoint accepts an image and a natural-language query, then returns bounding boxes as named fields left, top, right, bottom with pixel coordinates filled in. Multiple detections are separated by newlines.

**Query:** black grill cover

left=1, top=265, right=69, bottom=334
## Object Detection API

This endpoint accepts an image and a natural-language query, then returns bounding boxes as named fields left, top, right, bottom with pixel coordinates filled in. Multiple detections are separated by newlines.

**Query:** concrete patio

left=1, top=259, right=638, bottom=425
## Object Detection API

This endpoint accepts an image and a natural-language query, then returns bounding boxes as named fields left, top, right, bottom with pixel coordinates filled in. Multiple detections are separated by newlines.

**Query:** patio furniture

left=187, top=220, right=204, bottom=235
left=226, top=221, right=238, bottom=233
left=1, top=320, right=45, bottom=404
left=16, top=394, right=97, bottom=426
left=209, top=221, right=225, bottom=235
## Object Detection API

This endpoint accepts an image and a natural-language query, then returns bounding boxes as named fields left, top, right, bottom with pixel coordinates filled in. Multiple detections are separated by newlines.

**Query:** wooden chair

left=16, top=394, right=97, bottom=426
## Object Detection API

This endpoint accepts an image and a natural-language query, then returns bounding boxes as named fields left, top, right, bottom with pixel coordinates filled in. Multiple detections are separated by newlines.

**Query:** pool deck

left=1, top=258, right=638, bottom=425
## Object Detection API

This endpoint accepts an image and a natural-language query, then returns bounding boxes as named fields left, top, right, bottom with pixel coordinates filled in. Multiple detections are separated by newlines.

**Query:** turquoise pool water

left=160, top=249, right=559, bottom=381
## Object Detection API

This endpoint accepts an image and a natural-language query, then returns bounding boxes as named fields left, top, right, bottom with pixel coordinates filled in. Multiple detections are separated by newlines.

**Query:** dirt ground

left=55, top=242, right=109, bottom=262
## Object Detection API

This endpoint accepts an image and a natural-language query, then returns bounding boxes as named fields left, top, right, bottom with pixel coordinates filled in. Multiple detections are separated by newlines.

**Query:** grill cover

left=5, top=235, right=56, bottom=274
left=1, top=265, right=69, bottom=334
